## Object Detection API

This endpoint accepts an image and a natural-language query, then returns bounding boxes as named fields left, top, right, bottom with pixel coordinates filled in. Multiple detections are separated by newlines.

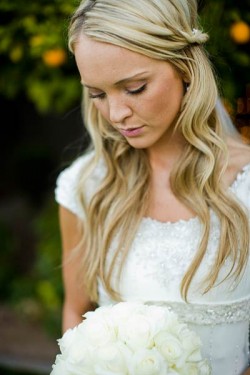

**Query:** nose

left=108, top=96, right=132, bottom=124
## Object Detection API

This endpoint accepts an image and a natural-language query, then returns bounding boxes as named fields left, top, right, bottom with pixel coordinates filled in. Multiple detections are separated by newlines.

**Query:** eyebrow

left=81, top=71, right=149, bottom=88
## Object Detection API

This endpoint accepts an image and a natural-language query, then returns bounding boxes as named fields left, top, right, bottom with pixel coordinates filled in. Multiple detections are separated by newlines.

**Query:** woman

left=55, top=0, right=250, bottom=373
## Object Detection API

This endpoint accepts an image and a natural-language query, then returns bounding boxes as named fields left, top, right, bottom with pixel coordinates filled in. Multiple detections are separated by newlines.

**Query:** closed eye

left=127, top=84, right=147, bottom=95
left=88, top=83, right=147, bottom=100
left=88, top=92, right=106, bottom=99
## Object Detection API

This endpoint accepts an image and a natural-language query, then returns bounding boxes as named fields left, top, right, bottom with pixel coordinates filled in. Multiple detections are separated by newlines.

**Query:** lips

left=118, top=126, right=145, bottom=137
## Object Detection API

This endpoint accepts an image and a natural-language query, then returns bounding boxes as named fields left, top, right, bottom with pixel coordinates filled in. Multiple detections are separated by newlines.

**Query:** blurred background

left=0, top=0, right=249, bottom=374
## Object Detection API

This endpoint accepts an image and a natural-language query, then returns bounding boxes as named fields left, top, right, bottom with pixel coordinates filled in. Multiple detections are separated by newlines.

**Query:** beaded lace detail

left=131, top=212, right=221, bottom=290
left=126, top=163, right=250, bottom=301
left=229, top=163, right=250, bottom=192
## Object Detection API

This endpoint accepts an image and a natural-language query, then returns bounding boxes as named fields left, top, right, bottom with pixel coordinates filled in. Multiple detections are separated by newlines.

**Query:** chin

left=126, top=139, right=151, bottom=149
left=124, top=135, right=156, bottom=149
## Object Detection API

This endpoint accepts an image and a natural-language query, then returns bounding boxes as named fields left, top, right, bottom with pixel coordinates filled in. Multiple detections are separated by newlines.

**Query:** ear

left=181, top=72, right=190, bottom=90
left=182, top=74, right=190, bottom=84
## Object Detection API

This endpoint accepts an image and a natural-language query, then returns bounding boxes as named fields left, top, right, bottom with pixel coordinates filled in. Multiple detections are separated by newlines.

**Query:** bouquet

left=51, top=301, right=211, bottom=375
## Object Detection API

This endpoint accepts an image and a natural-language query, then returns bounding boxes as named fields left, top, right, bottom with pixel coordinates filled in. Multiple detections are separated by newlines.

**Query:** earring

left=185, top=82, right=190, bottom=92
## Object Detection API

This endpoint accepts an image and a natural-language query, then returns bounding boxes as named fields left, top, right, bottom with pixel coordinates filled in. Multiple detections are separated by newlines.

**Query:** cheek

left=93, top=101, right=110, bottom=121
left=146, top=81, right=183, bottom=119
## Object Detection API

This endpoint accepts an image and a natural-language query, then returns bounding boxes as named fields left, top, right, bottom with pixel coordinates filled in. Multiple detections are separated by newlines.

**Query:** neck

left=147, top=132, right=186, bottom=171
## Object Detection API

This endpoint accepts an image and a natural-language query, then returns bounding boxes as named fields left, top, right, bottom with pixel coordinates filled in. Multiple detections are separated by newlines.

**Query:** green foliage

left=32, top=197, right=63, bottom=335
left=7, top=198, right=63, bottom=336
left=0, top=221, right=18, bottom=300
left=0, top=0, right=81, bottom=113
left=0, top=0, right=249, bottom=114
left=199, top=1, right=250, bottom=107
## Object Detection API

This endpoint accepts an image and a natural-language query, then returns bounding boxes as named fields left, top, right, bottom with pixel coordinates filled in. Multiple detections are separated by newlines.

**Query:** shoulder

left=56, top=150, right=94, bottom=185
left=55, top=150, right=106, bottom=217
left=225, top=137, right=250, bottom=207
left=225, top=137, right=250, bottom=186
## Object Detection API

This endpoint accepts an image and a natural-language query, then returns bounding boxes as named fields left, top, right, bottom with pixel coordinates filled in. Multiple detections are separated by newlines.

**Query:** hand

left=242, top=368, right=250, bottom=375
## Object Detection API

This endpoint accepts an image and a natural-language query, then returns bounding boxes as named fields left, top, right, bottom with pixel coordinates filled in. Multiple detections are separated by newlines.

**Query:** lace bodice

left=55, top=152, right=250, bottom=375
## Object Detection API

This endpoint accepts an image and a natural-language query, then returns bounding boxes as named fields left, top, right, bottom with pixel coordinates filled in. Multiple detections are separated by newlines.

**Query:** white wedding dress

left=55, top=151, right=250, bottom=375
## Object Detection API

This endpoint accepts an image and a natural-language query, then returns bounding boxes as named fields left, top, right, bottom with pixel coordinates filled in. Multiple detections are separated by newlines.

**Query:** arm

left=242, top=369, right=250, bottom=375
left=59, top=205, right=96, bottom=333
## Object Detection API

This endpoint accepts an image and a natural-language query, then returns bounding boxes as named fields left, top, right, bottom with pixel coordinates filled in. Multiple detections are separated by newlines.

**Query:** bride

left=55, top=0, right=250, bottom=374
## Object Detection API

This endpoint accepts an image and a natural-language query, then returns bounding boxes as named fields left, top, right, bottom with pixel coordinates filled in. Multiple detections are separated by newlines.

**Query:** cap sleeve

left=55, top=151, right=105, bottom=218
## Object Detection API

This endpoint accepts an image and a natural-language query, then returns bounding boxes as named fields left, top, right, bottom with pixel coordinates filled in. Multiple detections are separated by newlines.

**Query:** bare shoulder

left=225, top=136, right=250, bottom=185
left=227, top=136, right=250, bottom=167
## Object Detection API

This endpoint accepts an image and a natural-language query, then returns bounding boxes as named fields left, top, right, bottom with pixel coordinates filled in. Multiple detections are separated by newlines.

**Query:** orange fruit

left=42, top=48, right=67, bottom=67
left=230, top=21, right=250, bottom=44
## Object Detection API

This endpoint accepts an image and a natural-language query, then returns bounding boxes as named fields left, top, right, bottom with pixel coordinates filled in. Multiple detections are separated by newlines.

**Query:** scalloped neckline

left=229, top=162, right=250, bottom=190
left=143, top=162, right=250, bottom=226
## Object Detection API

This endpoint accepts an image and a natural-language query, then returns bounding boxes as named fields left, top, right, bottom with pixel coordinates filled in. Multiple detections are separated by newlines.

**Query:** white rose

left=111, top=301, right=144, bottom=322
left=51, top=355, right=70, bottom=375
left=118, top=312, right=155, bottom=350
left=58, top=326, right=77, bottom=354
left=129, top=348, right=169, bottom=375
left=143, top=306, right=179, bottom=334
left=83, top=305, right=114, bottom=320
left=64, top=330, right=94, bottom=370
left=178, top=329, right=202, bottom=362
left=67, top=362, right=93, bottom=375
left=154, top=331, right=186, bottom=368
left=54, top=323, right=95, bottom=372
left=197, top=360, right=212, bottom=375
left=150, top=310, right=189, bottom=343
left=178, top=360, right=211, bottom=375
left=94, top=342, right=130, bottom=375
left=179, top=362, right=200, bottom=375
left=50, top=354, right=90, bottom=375
left=166, top=318, right=188, bottom=337
left=79, top=313, right=117, bottom=347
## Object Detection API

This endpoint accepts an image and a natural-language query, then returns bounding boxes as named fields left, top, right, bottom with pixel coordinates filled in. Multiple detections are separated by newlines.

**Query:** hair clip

left=190, top=28, right=209, bottom=44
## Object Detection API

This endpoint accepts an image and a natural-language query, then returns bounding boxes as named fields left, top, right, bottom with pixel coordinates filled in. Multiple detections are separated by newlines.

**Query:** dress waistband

left=145, top=298, right=250, bottom=325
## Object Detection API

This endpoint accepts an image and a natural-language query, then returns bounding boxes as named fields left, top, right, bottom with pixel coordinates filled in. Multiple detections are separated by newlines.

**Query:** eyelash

left=88, top=84, right=147, bottom=100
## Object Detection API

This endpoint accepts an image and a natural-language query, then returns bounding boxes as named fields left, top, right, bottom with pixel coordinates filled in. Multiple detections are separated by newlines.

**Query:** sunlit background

left=0, top=0, right=249, bottom=374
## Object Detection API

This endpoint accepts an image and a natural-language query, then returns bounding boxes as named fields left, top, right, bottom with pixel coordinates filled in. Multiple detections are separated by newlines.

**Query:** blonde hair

left=68, top=0, right=249, bottom=301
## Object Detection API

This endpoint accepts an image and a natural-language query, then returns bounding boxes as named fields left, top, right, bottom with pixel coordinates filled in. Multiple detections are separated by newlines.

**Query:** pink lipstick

left=119, top=126, right=144, bottom=137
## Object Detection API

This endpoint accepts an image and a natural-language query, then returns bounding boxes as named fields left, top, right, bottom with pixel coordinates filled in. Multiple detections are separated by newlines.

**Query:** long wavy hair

left=68, top=0, right=249, bottom=301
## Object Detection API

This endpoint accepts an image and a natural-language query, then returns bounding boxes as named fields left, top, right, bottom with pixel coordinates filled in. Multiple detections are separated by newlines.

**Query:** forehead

left=74, top=34, right=165, bottom=86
